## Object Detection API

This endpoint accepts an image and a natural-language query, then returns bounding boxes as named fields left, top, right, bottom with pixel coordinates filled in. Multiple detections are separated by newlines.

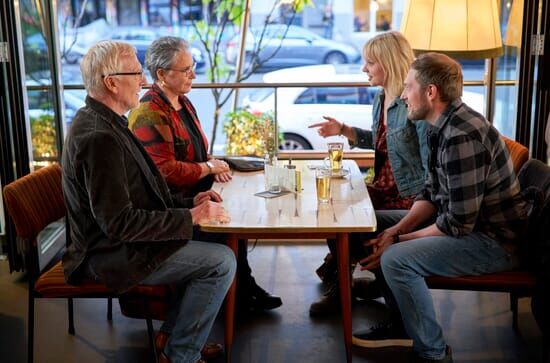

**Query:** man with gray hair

left=351, top=53, right=527, bottom=363
left=62, top=40, right=235, bottom=363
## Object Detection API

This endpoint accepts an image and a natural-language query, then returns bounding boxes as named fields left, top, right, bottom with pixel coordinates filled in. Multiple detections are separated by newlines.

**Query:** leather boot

left=155, top=331, right=222, bottom=360
left=309, top=282, right=341, bottom=316
left=238, top=277, right=283, bottom=311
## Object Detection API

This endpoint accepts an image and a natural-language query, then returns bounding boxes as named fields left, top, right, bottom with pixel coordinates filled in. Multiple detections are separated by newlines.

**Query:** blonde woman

left=309, top=31, right=429, bottom=315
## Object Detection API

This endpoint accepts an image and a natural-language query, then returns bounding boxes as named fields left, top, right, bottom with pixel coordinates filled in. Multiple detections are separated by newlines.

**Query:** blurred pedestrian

left=323, top=4, right=335, bottom=39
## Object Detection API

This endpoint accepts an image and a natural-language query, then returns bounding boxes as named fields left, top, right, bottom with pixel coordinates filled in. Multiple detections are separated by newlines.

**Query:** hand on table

left=209, top=159, right=230, bottom=174
left=214, top=171, right=232, bottom=183
left=193, top=190, right=222, bottom=206
left=190, top=200, right=230, bottom=225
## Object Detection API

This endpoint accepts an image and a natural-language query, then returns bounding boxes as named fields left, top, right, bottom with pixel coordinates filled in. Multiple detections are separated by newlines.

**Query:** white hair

left=80, top=40, right=136, bottom=95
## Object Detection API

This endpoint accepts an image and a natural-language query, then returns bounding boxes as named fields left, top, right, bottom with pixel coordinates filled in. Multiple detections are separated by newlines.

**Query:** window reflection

left=20, top=0, right=59, bottom=167
left=50, top=0, right=522, bottom=152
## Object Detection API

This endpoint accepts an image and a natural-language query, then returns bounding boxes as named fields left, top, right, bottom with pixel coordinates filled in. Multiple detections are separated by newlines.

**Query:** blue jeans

left=375, top=211, right=519, bottom=360
left=141, top=240, right=236, bottom=363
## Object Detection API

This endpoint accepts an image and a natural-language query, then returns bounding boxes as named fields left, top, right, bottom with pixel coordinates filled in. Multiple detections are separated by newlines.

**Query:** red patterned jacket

left=128, top=84, right=210, bottom=196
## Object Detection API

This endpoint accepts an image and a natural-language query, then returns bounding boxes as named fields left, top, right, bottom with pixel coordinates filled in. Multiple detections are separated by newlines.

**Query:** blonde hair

left=80, top=40, right=136, bottom=95
left=363, top=31, right=415, bottom=97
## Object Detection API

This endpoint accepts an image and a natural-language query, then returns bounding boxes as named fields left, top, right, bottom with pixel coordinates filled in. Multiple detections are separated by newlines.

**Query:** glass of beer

left=327, top=142, right=344, bottom=170
left=316, top=168, right=331, bottom=203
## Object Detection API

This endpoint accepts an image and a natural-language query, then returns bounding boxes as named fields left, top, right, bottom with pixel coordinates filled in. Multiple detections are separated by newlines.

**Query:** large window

left=19, top=0, right=524, bottom=157
left=20, top=0, right=61, bottom=167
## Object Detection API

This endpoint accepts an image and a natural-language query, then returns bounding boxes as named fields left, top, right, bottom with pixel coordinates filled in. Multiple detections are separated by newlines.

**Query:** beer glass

left=326, top=142, right=344, bottom=170
left=315, top=169, right=331, bottom=203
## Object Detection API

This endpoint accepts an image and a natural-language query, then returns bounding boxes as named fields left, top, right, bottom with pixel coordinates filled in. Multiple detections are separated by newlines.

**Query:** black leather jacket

left=62, top=96, right=194, bottom=293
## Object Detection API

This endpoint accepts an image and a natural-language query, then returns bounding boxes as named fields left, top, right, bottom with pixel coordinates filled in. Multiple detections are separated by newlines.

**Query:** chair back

left=518, top=159, right=550, bottom=281
left=503, top=136, right=529, bottom=173
left=518, top=159, right=550, bottom=197
left=3, top=164, right=66, bottom=276
left=3, top=164, right=65, bottom=242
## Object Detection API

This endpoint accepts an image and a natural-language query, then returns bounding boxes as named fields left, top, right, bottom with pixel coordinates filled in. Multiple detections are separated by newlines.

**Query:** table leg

left=224, top=234, right=238, bottom=363
left=336, top=232, right=352, bottom=363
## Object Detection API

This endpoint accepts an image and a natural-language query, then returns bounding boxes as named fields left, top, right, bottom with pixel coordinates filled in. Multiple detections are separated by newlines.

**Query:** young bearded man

left=351, top=52, right=528, bottom=363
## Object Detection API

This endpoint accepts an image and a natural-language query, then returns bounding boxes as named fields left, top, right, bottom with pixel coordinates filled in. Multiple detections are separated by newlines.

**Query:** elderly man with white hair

left=61, top=40, right=235, bottom=363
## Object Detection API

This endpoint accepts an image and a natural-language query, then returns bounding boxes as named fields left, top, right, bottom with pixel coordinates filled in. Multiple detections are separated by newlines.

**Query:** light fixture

left=400, top=0, right=503, bottom=59
left=504, top=0, right=523, bottom=48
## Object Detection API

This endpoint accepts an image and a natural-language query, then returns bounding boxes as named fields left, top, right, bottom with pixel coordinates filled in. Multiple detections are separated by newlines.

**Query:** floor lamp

left=400, top=0, right=504, bottom=123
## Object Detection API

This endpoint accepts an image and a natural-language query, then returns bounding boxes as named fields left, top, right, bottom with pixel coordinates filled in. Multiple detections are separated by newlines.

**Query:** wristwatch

left=206, top=161, right=214, bottom=174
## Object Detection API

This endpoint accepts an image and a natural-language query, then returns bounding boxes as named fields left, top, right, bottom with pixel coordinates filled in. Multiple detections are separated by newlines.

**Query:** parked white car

left=243, top=64, right=487, bottom=150
left=243, top=64, right=374, bottom=150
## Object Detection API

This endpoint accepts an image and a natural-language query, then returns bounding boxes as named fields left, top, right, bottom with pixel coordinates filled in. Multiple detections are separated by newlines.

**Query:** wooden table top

left=200, top=160, right=376, bottom=234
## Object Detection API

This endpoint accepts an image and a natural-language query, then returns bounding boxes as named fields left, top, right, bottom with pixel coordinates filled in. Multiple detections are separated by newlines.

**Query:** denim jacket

left=350, top=90, right=430, bottom=197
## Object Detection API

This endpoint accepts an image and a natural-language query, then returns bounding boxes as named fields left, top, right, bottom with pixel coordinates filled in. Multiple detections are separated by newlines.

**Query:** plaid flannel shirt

left=416, top=99, right=527, bottom=245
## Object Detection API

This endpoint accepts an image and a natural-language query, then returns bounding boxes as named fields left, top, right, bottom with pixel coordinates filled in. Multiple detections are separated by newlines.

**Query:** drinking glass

left=315, top=168, right=331, bottom=203
left=326, top=142, right=344, bottom=170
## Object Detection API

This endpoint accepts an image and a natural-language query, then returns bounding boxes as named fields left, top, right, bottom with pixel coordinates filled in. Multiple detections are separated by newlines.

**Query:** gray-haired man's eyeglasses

left=103, top=70, right=144, bottom=78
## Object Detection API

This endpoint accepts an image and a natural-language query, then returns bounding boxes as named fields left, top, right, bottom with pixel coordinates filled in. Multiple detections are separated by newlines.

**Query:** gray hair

left=145, top=36, right=190, bottom=81
left=80, top=40, right=136, bottom=95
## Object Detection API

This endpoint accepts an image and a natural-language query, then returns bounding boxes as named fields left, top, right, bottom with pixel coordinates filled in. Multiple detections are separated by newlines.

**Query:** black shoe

left=315, top=253, right=338, bottom=284
left=410, top=346, right=453, bottom=363
left=352, top=278, right=383, bottom=300
left=309, top=282, right=341, bottom=316
left=248, top=283, right=282, bottom=311
left=352, top=320, right=413, bottom=348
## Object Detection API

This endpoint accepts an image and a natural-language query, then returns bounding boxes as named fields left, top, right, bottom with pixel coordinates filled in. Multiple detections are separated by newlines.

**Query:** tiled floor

left=0, top=242, right=545, bottom=363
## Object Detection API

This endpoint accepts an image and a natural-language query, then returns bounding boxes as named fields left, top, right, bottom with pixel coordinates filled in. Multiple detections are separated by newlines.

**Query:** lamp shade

left=400, top=0, right=503, bottom=59
left=504, top=0, right=523, bottom=48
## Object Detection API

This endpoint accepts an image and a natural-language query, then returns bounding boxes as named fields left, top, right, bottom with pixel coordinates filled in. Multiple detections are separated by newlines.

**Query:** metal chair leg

left=28, top=292, right=34, bottom=363
left=107, top=298, right=113, bottom=321
left=543, top=332, right=549, bottom=363
left=146, top=317, right=159, bottom=363
left=68, top=298, right=75, bottom=335
left=510, top=292, right=519, bottom=332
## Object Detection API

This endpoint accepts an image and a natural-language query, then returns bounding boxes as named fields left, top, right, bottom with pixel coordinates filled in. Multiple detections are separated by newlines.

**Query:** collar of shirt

left=432, top=98, right=463, bottom=133
left=85, top=95, right=129, bottom=128
left=150, top=82, right=189, bottom=113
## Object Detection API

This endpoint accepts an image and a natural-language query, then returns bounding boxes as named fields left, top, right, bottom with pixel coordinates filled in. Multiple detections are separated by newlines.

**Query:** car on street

left=243, top=64, right=488, bottom=150
left=226, top=25, right=361, bottom=71
left=27, top=88, right=85, bottom=125
left=243, top=64, right=374, bottom=150
left=110, top=28, right=206, bottom=72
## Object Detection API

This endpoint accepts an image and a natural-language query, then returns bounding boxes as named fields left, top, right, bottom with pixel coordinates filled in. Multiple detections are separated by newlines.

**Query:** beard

left=407, top=96, right=430, bottom=121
